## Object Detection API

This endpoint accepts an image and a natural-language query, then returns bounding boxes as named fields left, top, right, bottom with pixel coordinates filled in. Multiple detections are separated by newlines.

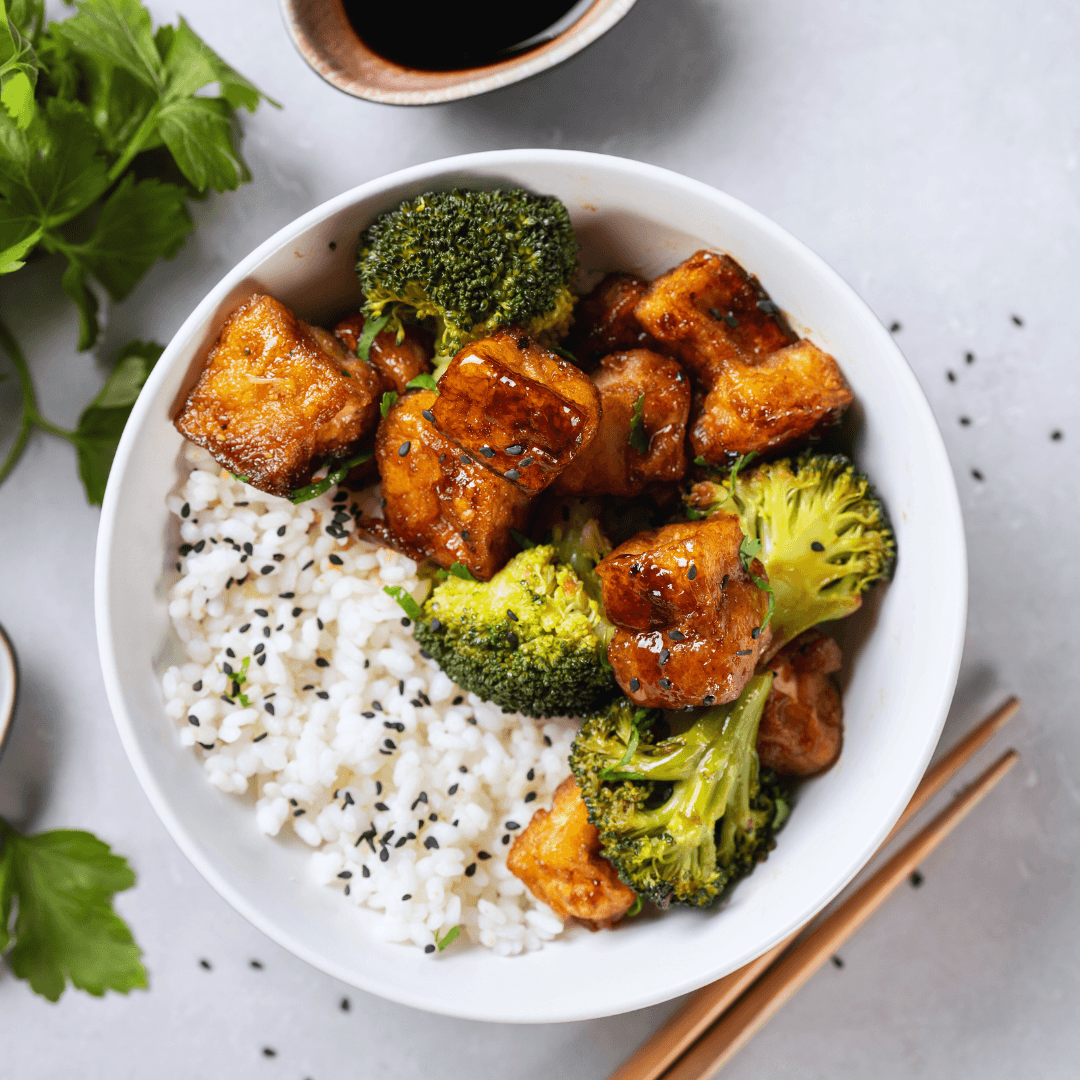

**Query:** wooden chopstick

left=661, top=748, right=1019, bottom=1080
left=608, top=695, right=1020, bottom=1080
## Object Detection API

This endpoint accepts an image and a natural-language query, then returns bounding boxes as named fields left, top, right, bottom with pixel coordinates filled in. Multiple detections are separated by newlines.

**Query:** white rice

left=161, top=442, right=574, bottom=955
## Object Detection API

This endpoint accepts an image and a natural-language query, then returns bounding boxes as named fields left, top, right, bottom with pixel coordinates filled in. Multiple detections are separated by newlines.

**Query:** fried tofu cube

left=175, top=295, right=382, bottom=498
left=690, top=339, right=853, bottom=460
left=634, top=251, right=852, bottom=462
left=332, top=314, right=434, bottom=395
left=375, top=390, right=531, bottom=580
left=551, top=349, right=690, bottom=498
left=634, top=250, right=797, bottom=383
left=568, top=272, right=658, bottom=366
left=430, top=329, right=601, bottom=495
left=758, top=629, right=843, bottom=777
left=597, top=515, right=772, bottom=709
left=508, top=777, right=636, bottom=930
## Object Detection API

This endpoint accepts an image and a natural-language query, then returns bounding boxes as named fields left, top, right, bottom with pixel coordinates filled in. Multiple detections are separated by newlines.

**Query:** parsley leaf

left=383, top=584, right=422, bottom=621
left=406, top=372, right=438, bottom=393
left=434, top=924, right=460, bottom=952
left=55, top=0, right=165, bottom=92
left=380, top=390, right=398, bottom=418
left=288, top=448, right=372, bottom=504
left=356, top=312, right=389, bottom=362
left=448, top=562, right=477, bottom=581
left=71, top=339, right=162, bottom=504
left=0, top=4, right=38, bottom=130
left=0, top=820, right=147, bottom=1001
left=738, top=534, right=775, bottom=629
left=156, top=95, right=249, bottom=193
left=627, top=391, right=649, bottom=454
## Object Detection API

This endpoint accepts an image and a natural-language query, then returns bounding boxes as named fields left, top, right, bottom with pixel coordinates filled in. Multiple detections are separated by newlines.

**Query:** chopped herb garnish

left=551, top=344, right=578, bottom=364
left=448, top=562, right=477, bottom=581
left=289, top=449, right=373, bottom=504
left=383, top=585, right=422, bottom=621
left=380, top=390, right=398, bottom=418
left=626, top=895, right=643, bottom=917
left=434, top=924, right=461, bottom=952
left=406, top=372, right=439, bottom=393
left=356, top=313, right=391, bottom=362
left=230, top=473, right=250, bottom=483
left=510, top=529, right=535, bottom=550
left=628, top=392, right=649, bottom=454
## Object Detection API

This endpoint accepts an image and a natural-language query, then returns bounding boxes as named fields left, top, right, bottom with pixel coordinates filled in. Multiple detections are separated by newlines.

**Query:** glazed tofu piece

left=568, top=272, right=657, bottom=366
left=634, top=250, right=852, bottom=462
left=175, top=295, right=382, bottom=498
left=551, top=349, right=690, bottom=498
left=332, top=313, right=433, bottom=395
left=430, top=330, right=601, bottom=495
left=690, top=339, right=853, bottom=461
left=758, top=629, right=843, bottom=777
left=597, top=515, right=772, bottom=710
left=375, top=391, right=531, bottom=580
left=508, top=776, right=636, bottom=930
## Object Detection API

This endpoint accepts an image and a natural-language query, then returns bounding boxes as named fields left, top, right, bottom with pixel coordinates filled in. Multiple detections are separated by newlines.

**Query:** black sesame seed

left=375, top=802, right=389, bottom=812
left=724, top=311, right=738, bottom=328
left=382, top=830, right=394, bottom=844
left=527, top=768, right=535, bottom=781
left=703, top=694, right=716, bottom=706
left=889, top=321, right=901, bottom=333
left=239, top=623, right=251, bottom=633
left=505, top=821, right=520, bottom=831
left=658, top=678, right=672, bottom=689
left=198, top=741, right=215, bottom=749
left=669, top=630, right=685, bottom=641
left=344, top=792, right=354, bottom=806
left=506, top=631, right=519, bottom=648
left=688, top=564, right=697, bottom=580
left=193, top=540, right=206, bottom=553
left=402, top=893, right=412, bottom=900
left=520, top=457, right=534, bottom=467
left=467, top=716, right=477, bottom=725
left=659, top=648, right=670, bottom=666
left=293, top=809, right=305, bottom=817
left=394, top=836, right=407, bottom=848
left=428, top=812, right=437, bottom=821
left=245, top=544, right=255, bottom=557
left=751, top=627, right=761, bottom=639
left=505, top=444, right=523, bottom=455
left=504, top=469, right=520, bottom=481
left=425, top=944, right=436, bottom=954
left=1011, top=313, right=1024, bottom=326
left=460, top=453, right=470, bottom=464
left=223, top=661, right=234, bottom=675
left=265, top=703, right=275, bottom=715
left=465, top=863, right=477, bottom=877
left=261, top=565, right=273, bottom=575
left=316, top=691, right=329, bottom=699
left=448, top=784, right=458, bottom=795
left=263, top=626, right=271, bottom=638
left=276, top=525, right=287, bottom=537
left=453, top=696, right=463, bottom=705
left=478, top=850, right=491, bottom=860
left=362, top=865, right=370, bottom=877
left=262, top=1048, right=276, bottom=1058
left=479, top=445, right=495, bottom=458
left=181, top=502, right=190, bottom=518
left=721, top=574, right=729, bottom=590
left=411, top=698, right=423, bottom=708
left=199, top=958, right=212, bottom=970
left=254, top=643, right=264, bottom=655
left=398, top=441, right=411, bottom=457
left=329, top=554, right=343, bottom=565
left=379, top=847, right=389, bottom=862
left=292, top=607, right=302, bottom=617
left=831, top=956, right=844, bottom=969
left=424, top=836, right=439, bottom=849
left=757, top=299, right=779, bottom=315
left=317, top=618, right=324, bottom=630
left=250, top=959, right=263, bottom=969
left=338, top=871, right=352, bottom=879
left=960, top=416, right=971, bottom=426
left=192, top=680, right=203, bottom=691
left=525, top=792, right=536, bottom=803
left=257, top=654, right=266, bottom=666
left=947, top=370, right=956, bottom=382
left=502, top=834, right=511, bottom=845
left=401, top=617, right=411, bottom=627
left=966, top=351, right=975, bottom=364
left=188, top=715, right=200, bottom=726
left=422, top=409, right=435, bottom=423
left=629, top=678, right=640, bottom=692
left=811, top=541, right=825, bottom=552
left=971, top=468, right=984, bottom=481
left=910, top=869, right=924, bottom=888
left=315, top=657, right=329, bottom=668
left=362, top=711, right=375, bottom=718
left=736, top=648, right=752, bottom=656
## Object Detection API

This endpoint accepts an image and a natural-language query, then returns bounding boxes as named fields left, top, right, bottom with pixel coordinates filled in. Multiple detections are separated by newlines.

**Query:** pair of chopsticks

left=610, top=696, right=1021, bottom=1080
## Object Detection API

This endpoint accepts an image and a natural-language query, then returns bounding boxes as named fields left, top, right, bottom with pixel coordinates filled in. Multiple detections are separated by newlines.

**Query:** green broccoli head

left=686, top=452, right=896, bottom=651
left=356, top=188, right=578, bottom=365
left=546, top=497, right=612, bottom=604
left=413, top=536, right=616, bottom=719
left=571, top=675, right=785, bottom=909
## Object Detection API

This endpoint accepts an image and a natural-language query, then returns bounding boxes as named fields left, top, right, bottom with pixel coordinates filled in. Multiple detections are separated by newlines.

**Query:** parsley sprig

left=0, top=0, right=275, bottom=500
left=0, top=817, right=146, bottom=1001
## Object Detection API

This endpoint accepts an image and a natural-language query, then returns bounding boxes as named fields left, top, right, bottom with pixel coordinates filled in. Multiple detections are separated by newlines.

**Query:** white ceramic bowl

left=95, top=150, right=966, bottom=1023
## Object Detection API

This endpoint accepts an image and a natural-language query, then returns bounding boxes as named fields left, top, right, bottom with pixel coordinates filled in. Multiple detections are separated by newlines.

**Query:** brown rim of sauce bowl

left=279, top=0, right=639, bottom=106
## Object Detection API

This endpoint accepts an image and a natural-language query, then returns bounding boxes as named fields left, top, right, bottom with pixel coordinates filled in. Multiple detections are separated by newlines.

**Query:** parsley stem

left=105, top=105, right=161, bottom=189
left=0, top=316, right=77, bottom=485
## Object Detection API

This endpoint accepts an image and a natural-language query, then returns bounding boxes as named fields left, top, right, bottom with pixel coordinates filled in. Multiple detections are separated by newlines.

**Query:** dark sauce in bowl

left=343, top=0, right=588, bottom=72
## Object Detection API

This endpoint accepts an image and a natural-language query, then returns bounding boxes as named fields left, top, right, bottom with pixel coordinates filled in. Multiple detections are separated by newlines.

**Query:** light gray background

left=1, top=1, right=1077, bottom=1077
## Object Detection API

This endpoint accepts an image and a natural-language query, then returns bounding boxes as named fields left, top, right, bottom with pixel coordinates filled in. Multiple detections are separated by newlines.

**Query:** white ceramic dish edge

left=95, top=150, right=967, bottom=1023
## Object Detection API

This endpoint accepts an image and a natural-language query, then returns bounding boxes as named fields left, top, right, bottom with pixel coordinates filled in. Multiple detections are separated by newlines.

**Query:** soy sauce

left=343, top=0, right=585, bottom=72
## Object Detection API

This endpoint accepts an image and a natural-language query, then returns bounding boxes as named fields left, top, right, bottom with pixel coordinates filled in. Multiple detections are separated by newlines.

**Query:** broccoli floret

left=570, top=675, right=785, bottom=908
left=356, top=188, right=578, bottom=369
left=413, top=530, right=615, bottom=719
left=686, top=452, right=896, bottom=651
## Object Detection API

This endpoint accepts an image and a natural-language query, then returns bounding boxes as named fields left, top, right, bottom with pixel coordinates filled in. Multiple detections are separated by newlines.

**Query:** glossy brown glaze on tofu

left=758, top=629, right=843, bottom=777
left=596, top=515, right=771, bottom=710
left=507, top=776, right=636, bottom=930
left=568, top=272, right=657, bottom=366
left=634, top=250, right=853, bottom=462
left=332, top=313, right=433, bottom=395
left=174, top=295, right=382, bottom=498
left=375, top=390, right=531, bottom=580
left=551, top=349, right=690, bottom=498
left=430, top=329, right=601, bottom=495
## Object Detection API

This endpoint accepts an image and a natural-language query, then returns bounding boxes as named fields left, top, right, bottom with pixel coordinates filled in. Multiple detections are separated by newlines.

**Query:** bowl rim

left=95, top=149, right=967, bottom=1021
left=278, top=0, right=639, bottom=106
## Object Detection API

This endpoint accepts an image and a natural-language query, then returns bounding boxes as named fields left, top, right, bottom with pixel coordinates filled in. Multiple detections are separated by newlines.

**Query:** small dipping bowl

left=279, top=0, right=638, bottom=105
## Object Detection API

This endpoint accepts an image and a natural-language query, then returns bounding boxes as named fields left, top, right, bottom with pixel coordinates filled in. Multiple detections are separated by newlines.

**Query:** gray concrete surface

left=1, top=0, right=1077, bottom=1077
